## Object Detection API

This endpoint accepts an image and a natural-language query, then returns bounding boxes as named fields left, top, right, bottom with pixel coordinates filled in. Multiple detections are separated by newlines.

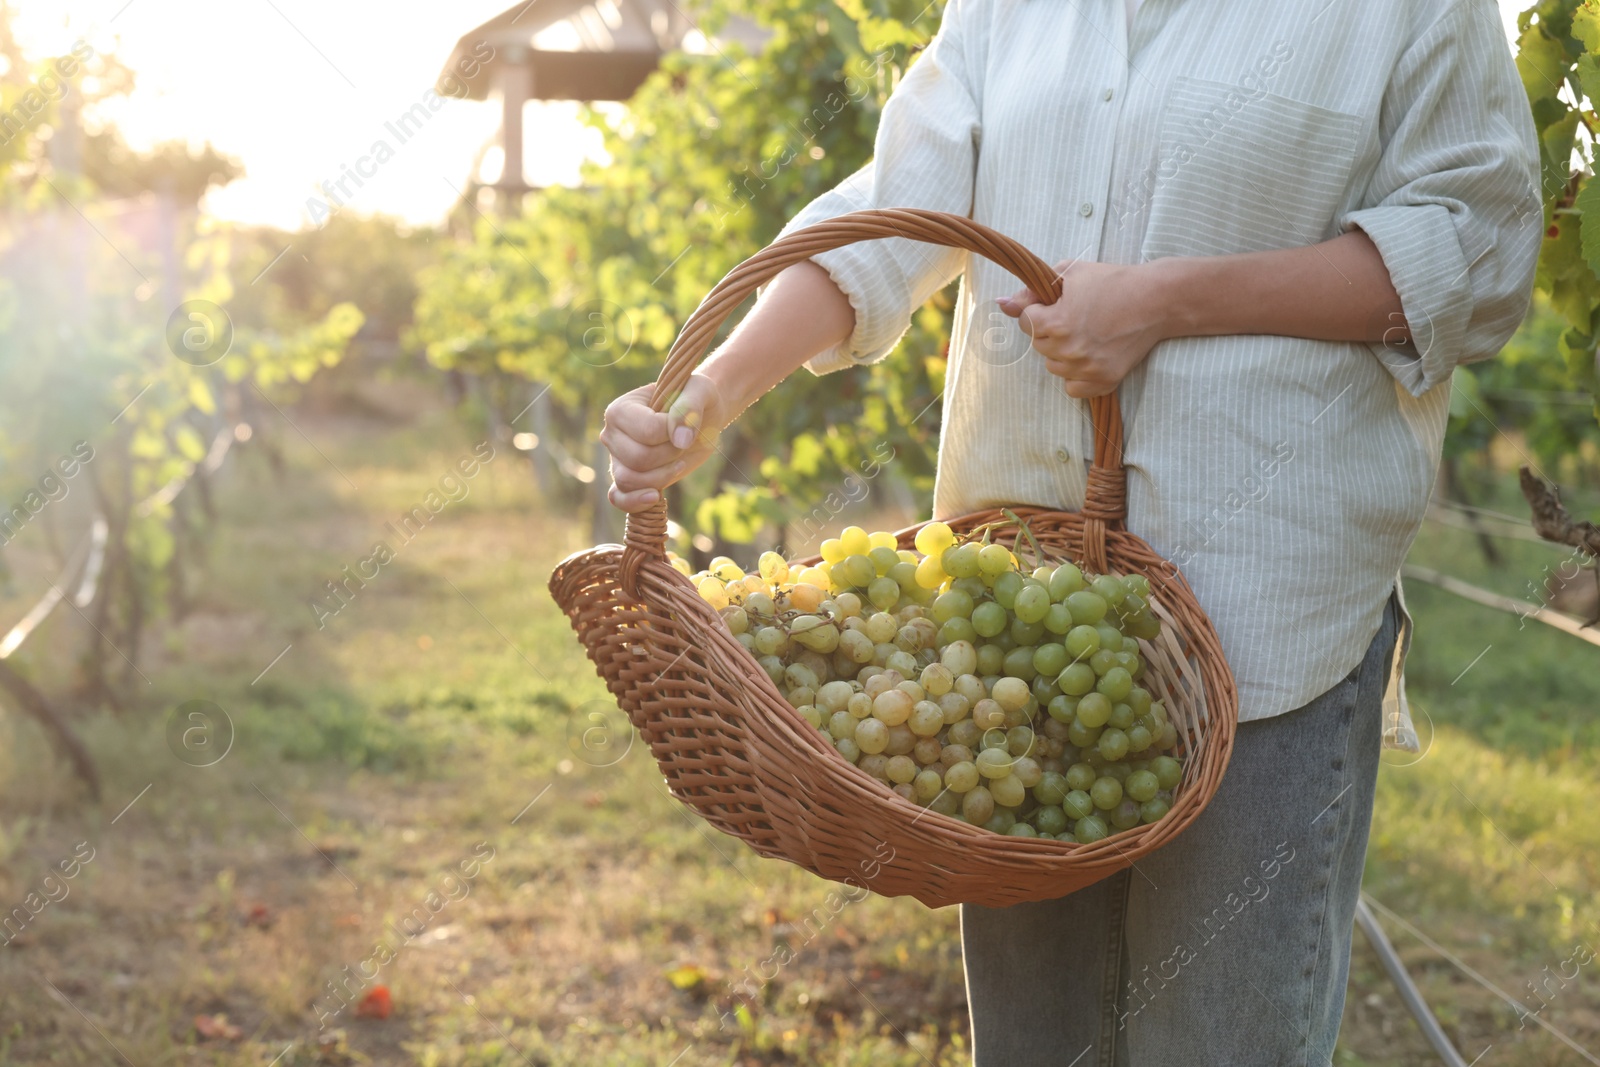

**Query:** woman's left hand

left=997, top=259, right=1174, bottom=398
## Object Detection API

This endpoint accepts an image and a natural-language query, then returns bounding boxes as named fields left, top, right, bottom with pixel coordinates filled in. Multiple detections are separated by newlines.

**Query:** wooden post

left=498, top=48, right=531, bottom=216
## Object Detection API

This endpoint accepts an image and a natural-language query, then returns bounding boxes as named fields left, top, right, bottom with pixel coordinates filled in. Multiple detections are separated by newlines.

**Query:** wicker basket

left=549, top=208, right=1237, bottom=909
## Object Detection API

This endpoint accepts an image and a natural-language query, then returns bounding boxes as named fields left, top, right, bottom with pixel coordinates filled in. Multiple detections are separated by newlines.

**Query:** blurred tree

left=412, top=0, right=950, bottom=551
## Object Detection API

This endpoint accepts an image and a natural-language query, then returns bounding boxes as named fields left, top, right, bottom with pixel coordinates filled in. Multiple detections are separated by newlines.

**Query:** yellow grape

left=820, top=539, right=847, bottom=564
left=914, top=554, right=948, bottom=590
left=839, top=525, right=872, bottom=557
left=696, top=577, right=730, bottom=610
left=868, top=530, right=899, bottom=551
left=914, top=520, right=956, bottom=557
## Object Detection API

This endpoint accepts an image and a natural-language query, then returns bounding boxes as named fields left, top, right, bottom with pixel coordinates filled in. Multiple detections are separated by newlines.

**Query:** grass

left=0, top=378, right=1594, bottom=1065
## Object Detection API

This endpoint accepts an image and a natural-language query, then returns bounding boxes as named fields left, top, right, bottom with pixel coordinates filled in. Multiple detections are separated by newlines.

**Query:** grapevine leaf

left=1576, top=53, right=1600, bottom=109
left=1560, top=327, right=1600, bottom=393
left=1448, top=366, right=1482, bottom=423
left=1576, top=177, right=1600, bottom=279
left=1574, top=1, right=1600, bottom=52
left=1517, top=26, right=1571, bottom=105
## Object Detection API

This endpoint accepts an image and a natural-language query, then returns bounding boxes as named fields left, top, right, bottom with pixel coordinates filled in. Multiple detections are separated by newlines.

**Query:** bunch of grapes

left=673, top=520, right=1184, bottom=842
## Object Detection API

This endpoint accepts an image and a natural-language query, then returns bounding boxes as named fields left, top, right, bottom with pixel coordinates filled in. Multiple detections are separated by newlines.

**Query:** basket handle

left=621, top=207, right=1128, bottom=593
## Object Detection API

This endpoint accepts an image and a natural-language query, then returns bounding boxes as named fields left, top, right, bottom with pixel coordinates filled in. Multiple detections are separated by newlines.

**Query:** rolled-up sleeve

left=1336, top=1, right=1542, bottom=397
left=766, top=0, right=982, bottom=375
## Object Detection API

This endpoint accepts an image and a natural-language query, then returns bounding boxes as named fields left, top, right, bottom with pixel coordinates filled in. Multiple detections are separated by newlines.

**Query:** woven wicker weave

left=549, top=209, right=1237, bottom=908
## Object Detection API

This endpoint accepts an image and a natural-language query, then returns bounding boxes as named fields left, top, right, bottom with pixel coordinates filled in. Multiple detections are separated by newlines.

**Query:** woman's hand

left=600, top=372, right=728, bottom=512
left=997, top=259, right=1174, bottom=398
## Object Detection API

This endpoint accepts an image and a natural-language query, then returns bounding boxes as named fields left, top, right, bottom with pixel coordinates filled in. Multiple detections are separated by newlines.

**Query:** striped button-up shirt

left=772, top=0, right=1542, bottom=742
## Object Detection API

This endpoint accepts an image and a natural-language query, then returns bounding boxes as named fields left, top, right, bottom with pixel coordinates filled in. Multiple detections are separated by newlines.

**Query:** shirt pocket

left=1140, top=76, right=1364, bottom=260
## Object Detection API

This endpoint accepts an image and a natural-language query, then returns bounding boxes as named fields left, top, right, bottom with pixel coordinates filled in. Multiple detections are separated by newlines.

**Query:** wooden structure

left=439, top=0, right=766, bottom=202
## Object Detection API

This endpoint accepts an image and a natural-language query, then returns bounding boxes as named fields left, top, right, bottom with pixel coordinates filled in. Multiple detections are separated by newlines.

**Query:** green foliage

left=1516, top=0, right=1600, bottom=422
left=412, top=0, right=950, bottom=547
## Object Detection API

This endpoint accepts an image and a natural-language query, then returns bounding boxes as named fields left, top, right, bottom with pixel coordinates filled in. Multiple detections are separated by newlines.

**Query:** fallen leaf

left=243, top=903, right=272, bottom=928
left=665, top=964, right=710, bottom=991
left=194, top=1013, right=243, bottom=1041
left=354, top=985, right=392, bottom=1019
left=333, top=913, right=363, bottom=928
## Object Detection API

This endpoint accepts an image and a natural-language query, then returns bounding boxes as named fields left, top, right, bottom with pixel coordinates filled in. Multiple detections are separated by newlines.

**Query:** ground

left=0, top=379, right=1595, bottom=1065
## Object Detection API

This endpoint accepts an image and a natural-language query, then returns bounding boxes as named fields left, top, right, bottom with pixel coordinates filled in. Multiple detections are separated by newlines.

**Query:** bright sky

left=9, top=0, right=1533, bottom=234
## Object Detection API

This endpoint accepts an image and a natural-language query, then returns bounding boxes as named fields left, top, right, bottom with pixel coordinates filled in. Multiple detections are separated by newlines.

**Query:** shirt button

left=1079, top=202, right=1094, bottom=218
left=1055, top=448, right=1070, bottom=462
left=1102, top=87, right=1114, bottom=101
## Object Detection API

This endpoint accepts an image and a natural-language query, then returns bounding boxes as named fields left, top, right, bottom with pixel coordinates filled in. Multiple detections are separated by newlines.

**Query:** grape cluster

left=675, top=522, right=1183, bottom=841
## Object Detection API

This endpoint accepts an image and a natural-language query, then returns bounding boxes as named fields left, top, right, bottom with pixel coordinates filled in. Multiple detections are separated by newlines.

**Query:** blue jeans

left=960, top=590, right=1403, bottom=1066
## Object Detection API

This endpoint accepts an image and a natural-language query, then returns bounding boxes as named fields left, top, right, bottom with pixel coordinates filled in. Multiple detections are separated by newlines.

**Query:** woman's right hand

left=600, top=372, right=727, bottom=512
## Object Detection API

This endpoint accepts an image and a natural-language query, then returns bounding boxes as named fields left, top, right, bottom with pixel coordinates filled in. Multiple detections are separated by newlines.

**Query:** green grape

left=854, top=717, right=887, bottom=752
left=1125, top=770, right=1159, bottom=803
left=1066, top=590, right=1108, bottom=626
left=1002, top=646, right=1038, bottom=682
left=983, top=808, right=1016, bottom=834
left=1151, top=756, right=1183, bottom=790
left=1096, top=623, right=1125, bottom=651
left=1097, top=667, right=1134, bottom=702
left=1064, top=625, right=1101, bottom=662
left=1074, top=815, right=1109, bottom=842
left=933, top=589, right=976, bottom=623
left=978, top=543, right=1015, bottom=577
left=952, top=576, right=988, bottom=600
left=914, top=768, right=945, bottom=801
left=1090, top=776, right=1123, bottom=809
left=1100, top=760, right=1133, bottom=782
left=865, top=576, right=899, bottom=610
left=993, top=570, right=1024, bottom=609
left=1011, top=756, right=1043, bottom=787
left=1009, top=617, right=1046, bottom=646
left=1063, top=790, right=1095, bottom=820
left=1047, top=694, right=1078, bottom=723
left=972, top=602, right=1008, bottom=638
left=1091, top=574, right=1127, bottom=608
left=909, top=702, right=945, bottom=737
left=991, top=774, right=1027, bottom=808
left=835, top=737, right=861, bottom=763
left=886, top=754, right=918, bottom=784
left=1097, top=728, right=1130, bottom=762
left=976, top=644, right=1006, bottom=675
left=1075, top=692, right=1112, bottom=729
left=1057, top=662, right=1096, bottom=696
left=1127, top=686, right=1152, bottom=716
left=948, top=719, right=982, bottom=748
left=840, top=555, right=876, bottom=589
left=868, top=546, right=902, bottom=575
left=944, top=760, right=980, bottom=793
left=1111, top=799, right=1141, bottom=830
left=1089, top=649, right=1119, bottom=676
left=1032, top=805, right=1069, bottom=836
left=1006, top=725, right=1037, bottom=758
left=942, top=544, right=981, bottom=579
left=962, top=786, right=996, bottom=824
left=1065, top=762, right=1097, bottom=792
left=799, top=705, right=824, bottom=729
left=1031, top=674, right=1059, bottom=705
left=930, top=790, right=961, bottom=816
left=1034, top=771, right=1070, bottom=806
left=1124, top=574, right=1150, bottom=598
left=1115, top=650, right=1142, bottom=677
left=1066, top=720, right=1101, bottom=748
left=1126, top=724, right=1154, bottom=754
left=1139, top=797, right=1172, bottom=823
left=1159, top=721, right=1178, bottom=751
left=1127, top=613, right=1163, bottom=640
left=828, top=710, right=857, bottom=741
left=1108, top=702, right=1136, bottom=730
left=1049, top=563, right=1085, bottom=600
left=937, top=618, right=978, bottom=646
left=1043, top=603, right=1075, bottom=635
left=1005, top=821, right=1038, bottom=838
left=1120, top=592, right=1148, bottom=617
left=976, top=748, right=1014, bottom=779
left=1014, top=584, right=1051, bottom=624
left=992, top=676, right=1031, bottom=712
left=889, top=561, right=920, bottom=592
